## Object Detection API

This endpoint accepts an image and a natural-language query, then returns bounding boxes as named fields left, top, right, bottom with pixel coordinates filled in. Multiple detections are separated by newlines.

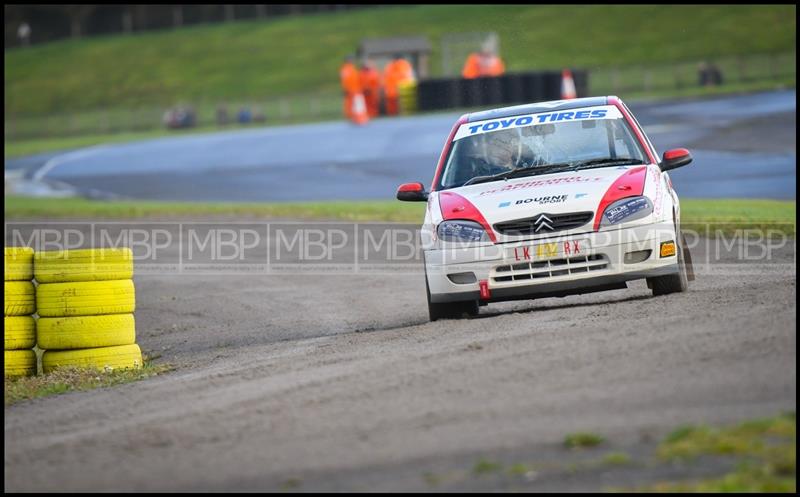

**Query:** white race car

left=397, top=96, right=695, bottom=321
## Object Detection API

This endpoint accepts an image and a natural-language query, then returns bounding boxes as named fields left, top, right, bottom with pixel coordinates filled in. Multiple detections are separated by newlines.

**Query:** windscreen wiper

left=571, top=158, right=645, bottom=170
left=462, top=162, right=576, bottom=187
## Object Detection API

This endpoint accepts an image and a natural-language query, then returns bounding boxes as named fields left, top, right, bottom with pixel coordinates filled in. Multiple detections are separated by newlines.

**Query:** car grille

left=494, top=212, right=594, bottom=236
left=491, top=254, right=609, bottom=283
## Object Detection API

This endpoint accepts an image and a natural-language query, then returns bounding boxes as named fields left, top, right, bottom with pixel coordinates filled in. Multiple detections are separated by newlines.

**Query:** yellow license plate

left=507, top=239, right=588, bottom=262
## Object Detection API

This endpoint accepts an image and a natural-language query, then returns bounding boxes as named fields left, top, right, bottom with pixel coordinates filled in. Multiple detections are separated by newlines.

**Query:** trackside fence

left=4, top=51, right=795, bottom=143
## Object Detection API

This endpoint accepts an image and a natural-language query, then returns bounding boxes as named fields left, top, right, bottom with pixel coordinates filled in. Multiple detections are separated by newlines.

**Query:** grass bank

left=5, top=360, right=172, bottom=407
left=4, top=196, right=795, bottom=236
left=6, top=5, right=795, bottom=115
left=635, top=412, right=796, bottom=492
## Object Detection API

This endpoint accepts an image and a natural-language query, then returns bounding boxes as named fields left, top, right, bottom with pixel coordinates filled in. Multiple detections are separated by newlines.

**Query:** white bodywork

left=422, top=105, right=682, bottom=303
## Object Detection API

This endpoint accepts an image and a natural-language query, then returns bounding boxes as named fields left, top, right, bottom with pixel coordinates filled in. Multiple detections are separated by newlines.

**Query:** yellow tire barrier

left=4, top=281, right=36, bottom=316
left=42, top=344, right=143, bottom=373
left=4, top=316, right=36, bottom=350
left=398, top=81, right=418, bottom=115
left=4, top=247, right=34, bottom=281
left=37, top=314, right=136, bottom=350
left=34, top=248, right=133, bottom=283
left=36, top=280, right=135, bottom=317
left=5, top=350, right=36, bottom=377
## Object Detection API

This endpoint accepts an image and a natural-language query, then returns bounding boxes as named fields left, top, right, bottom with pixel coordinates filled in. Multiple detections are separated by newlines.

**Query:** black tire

left=681, top=232, right=696, bottom=281
left=426, top=274, right=479, bottom=321
left=647, top=226, right=689, bottom=296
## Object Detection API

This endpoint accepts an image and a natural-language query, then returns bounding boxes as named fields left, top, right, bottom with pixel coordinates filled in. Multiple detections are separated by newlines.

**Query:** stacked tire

left=5, top=247, right=37, bottom=377
left=398, top=80, right=418, bottom=115
left=34, top=248, right=143, bottom=373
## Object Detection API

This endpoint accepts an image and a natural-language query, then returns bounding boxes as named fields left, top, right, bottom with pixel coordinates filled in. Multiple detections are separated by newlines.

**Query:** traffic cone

left=351, top=92, right=370, bottom=125
left=561, top=69, right=577, bottom=100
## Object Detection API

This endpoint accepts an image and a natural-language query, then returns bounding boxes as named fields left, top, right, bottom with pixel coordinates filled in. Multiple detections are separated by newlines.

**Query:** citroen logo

left=533, top=214, right=553, bottom=232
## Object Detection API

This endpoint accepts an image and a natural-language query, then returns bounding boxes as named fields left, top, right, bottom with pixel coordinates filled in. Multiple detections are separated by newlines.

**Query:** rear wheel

left=426, top=274, right=479, bottom=321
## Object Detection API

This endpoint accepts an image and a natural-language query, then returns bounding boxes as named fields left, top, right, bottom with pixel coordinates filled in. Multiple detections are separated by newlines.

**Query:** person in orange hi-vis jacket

left=340, top=55, right=362, bottom=120
left=462, top=43, right=506, bottom=79
left=359, top=60, right=382, bottom=118
left=383, top=54, right=416, bottom=116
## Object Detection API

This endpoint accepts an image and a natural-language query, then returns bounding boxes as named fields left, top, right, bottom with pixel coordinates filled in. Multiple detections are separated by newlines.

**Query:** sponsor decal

left=592, top=166, right=648, bottom=231
left=498, top=201, right=511, bottom=208
left=604, top=196, right=650, bottom=224
left=575, top=193, right=588, bottom=199
left=454, top=105, right=623, bottom=140
left=479, top=175, right=604, bottom=196
left=650, top=165, right=663, bottom=217
left=512, top=195, right=568, bottom=206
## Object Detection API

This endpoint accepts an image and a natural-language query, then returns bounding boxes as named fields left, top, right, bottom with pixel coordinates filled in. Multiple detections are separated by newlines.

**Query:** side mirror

left=660, top=148, right=692, bottom=171
left=396, top=182, right=428, bottom=202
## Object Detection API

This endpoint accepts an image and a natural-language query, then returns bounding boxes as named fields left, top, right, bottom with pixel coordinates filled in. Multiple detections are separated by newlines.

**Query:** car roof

left=466, top=96, right=614, bottom=122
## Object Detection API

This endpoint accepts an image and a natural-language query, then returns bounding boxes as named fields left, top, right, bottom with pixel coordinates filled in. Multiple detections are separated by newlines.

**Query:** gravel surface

left=4, top=227, right=795, bottom=491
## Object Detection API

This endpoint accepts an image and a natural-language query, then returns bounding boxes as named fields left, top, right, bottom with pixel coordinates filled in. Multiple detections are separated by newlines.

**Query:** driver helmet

left=483, top=128, right=523, bottom=169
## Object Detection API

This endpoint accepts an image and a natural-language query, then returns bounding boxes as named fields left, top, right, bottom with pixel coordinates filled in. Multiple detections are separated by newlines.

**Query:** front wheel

left=647, top=231, right=689, bottom=296
left=426, top=274, right=479, bottom=321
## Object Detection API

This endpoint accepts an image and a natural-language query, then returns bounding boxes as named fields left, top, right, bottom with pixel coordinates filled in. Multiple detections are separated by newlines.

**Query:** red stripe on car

left=438, top=191, right=497, bottom=242
left=607, top=96, right=657, bottom=164
left=593, top=166, right=648, bottom=231
left=431, top=114, right=469, bottom=191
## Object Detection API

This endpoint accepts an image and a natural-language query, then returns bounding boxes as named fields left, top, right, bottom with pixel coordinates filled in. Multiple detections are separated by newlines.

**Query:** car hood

left=437, top=166, right=650, bottom=241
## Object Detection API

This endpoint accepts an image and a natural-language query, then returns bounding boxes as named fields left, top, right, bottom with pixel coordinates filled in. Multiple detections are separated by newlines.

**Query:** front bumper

left=425, top=223, right=679, bottom=303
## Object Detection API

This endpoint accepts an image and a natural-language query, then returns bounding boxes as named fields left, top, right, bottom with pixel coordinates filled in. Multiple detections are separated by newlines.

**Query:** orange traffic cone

left=561, top=69, right=577, bottom=100
left=351, top=92, right=370, bottom=125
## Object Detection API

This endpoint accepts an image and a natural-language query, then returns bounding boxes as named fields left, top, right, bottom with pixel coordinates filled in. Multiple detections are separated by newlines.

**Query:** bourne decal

left=513, top=195, right=568, bottom=205
left=453, top=105, right=623, bottom=141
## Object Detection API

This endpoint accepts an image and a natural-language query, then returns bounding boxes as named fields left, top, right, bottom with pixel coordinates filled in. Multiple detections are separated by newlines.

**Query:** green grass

left=680, top=199, right=796, bottom=236
left=3, top=195, right=427, bottom=222
left=506, top=463, right=533, bottom=476
left=4, top=196, right=795, bottom=236
left=601, top=451, right=632, bottom=466
left=5, top=5, right=796, bottom=116
left=564, top=432, right=606, bottom=449
left=5, top=361, right=173, bottom=407
left=633, top=412, right=796, bottom=492
left=472, top=458, right=503, bottom=475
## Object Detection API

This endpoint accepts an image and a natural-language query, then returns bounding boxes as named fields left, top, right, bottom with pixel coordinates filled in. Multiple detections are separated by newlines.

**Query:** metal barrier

left=415, top=70, right=589, bottom=112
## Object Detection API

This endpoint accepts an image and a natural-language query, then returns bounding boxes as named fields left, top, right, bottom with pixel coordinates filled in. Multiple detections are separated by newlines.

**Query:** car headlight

left=437, top=220, right=491, bottom=243
left=600, top=196, right=653, bottom=227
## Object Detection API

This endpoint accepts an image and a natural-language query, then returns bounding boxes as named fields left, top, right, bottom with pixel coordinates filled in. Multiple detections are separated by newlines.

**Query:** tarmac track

left=5, top=90, right=797, bottom=200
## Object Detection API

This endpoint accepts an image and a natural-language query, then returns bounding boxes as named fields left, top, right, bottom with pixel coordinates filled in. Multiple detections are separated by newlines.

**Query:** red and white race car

left=397, top=96, right=694, bottom=321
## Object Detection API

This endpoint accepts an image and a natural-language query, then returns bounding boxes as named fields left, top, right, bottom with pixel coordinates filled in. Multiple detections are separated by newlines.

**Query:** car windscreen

left=438, top=105, right=648, bottom=190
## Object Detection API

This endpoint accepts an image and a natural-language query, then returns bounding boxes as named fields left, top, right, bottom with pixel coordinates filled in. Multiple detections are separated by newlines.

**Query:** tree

left=60, top=5, right=95, bottom=39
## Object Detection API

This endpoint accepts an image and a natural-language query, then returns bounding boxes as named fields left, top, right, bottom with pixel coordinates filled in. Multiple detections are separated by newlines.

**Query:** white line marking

left=31, top=145, right=107, bottom=182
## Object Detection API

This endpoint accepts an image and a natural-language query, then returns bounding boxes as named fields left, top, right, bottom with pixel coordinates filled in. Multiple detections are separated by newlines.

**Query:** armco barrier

left=416, top=69, right=589, bottom=112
